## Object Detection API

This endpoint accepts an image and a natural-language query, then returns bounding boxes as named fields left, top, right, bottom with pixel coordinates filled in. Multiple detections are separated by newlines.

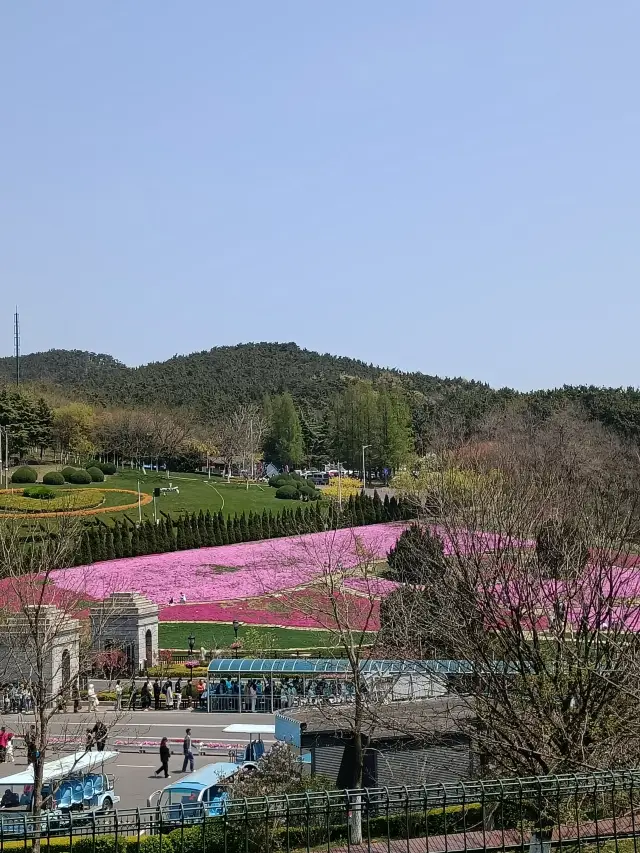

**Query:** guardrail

left=2, top=770, right=640, bottom=852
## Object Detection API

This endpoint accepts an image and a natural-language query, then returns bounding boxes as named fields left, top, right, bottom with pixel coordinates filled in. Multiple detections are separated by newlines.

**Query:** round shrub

left=87, top=466, right=105, bottom=483
left=85, top=460, right=101, bottom=471
left=275, top=484, right=299, bottom=500
left=268, top=475, right=286, bottom=488
left=23, top=485, right=56, bottom=500
left=11, top=466, right=37, bottom=484
left=299, top=483, right=321, bottom=501
left=43, top=471, right=65, bottom=486
left=61, top=466, right=77, bottom=482
left=66, top=468, right=92, bottom=485
left=99, top=462, right=117, bottom=475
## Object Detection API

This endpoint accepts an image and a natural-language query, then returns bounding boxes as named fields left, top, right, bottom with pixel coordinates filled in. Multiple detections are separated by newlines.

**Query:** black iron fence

left=2, top=770, right=640, bottom=853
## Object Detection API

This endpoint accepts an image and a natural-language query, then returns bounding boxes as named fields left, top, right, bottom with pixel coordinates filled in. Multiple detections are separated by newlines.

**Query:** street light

left=362, top=445, right=372, bottom=492
left=187, top=634, right=195, bottom=654
left=232, top=620, right=240, bottom=658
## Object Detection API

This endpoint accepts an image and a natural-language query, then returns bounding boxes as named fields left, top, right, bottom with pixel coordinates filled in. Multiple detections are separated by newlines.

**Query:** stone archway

left=145, top=629, right=153, bottom=668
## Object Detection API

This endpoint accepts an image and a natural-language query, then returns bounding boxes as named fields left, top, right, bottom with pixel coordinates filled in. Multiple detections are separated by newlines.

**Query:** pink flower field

left=51, top=524, right=407, bottom=607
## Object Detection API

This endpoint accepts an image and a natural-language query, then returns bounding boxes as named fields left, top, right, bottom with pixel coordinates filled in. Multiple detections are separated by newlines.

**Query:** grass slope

left=159, top=622, right=333, bottom=650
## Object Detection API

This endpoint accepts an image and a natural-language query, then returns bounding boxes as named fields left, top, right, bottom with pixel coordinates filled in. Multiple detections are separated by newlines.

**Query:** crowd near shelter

left=205, top=658, right=474, bottom=714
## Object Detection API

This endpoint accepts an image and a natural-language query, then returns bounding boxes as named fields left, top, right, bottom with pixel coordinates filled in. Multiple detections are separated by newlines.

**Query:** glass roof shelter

left=205, top=658, right=474, bottom=714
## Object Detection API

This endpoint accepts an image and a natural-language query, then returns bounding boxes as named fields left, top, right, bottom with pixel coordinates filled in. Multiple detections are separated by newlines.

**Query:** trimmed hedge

left=67, top=469, right=93, bottom=485
left=275, top=484, right=299, bottom=500
left=87, top=466, right=105, bottom=482
left=61, top=466, right=77, bottom=482
left=23, top=485, right=56, bottom=500
left=43, top=471, right=65, bottom=486
left=11, top=466, right=37, bottom=484
left=100, top=462, right=117, bottom=475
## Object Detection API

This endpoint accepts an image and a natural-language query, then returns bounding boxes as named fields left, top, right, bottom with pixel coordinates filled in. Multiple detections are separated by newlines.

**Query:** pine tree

left=373, top=490, right=383, bottom=523
left=176, top=517, right=186, bottom=550
left=105, top=529, right=116, bottom=560
left=226, top=517, right=236, bottom=544
left=314, top=500, right=324, bottom=532
left=254, top=511, right=263, bottom=541
left=198, top=511, right=207, bottom=546
left=270, top=511, right=280, bottom=538
left=357, top=494, right=366, bottom=527
left=89, top=528, right=103, bottom=562
left=183, top=516, right=194, bottom=550
left=294, top=506, right=304, bottom=532
left=262, top=509, right=271, bottom=539
left=233, top=514, right=242, bottom=543
left=191, top=513, right=202, bottom=548
left=211, top=514, right=222, bottom=545
left=247, top=511, right=256, bottom=541
left=79, top=530, right=93, bottom=565
left=389, top=495, right=399, bottom=520
left=144, top=519, right=157, bottom=553
left=112, top=522, right=123, bottom=559
left=239, top=512, right=249, bottom=542
left=205, top=510, right=215, bottom=546
left=383, top=494, right=391, bottom=521
left=364, top=493, right=376, bottom=524
left=121, top=524, right=133, bottom=558
left=131, top=526, right=141, bottom=557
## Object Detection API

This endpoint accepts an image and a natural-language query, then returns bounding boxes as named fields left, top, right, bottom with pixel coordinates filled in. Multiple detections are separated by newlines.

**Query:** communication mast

left=14, top=307, right=20, bottom=386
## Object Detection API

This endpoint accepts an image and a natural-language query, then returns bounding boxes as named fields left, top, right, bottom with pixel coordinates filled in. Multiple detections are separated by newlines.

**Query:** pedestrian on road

left=6, top=733, right=15, bottom=764
left=155, top=737, right=171, bottom=779
left=85, top=729, right=94, bottom=752
left=87, top=684, right=99, bottom=712
left=174, top=679, right=182, bottom=711
left=0, top=727, right=12, bottom=763
left=153, top=679, right=161, bottom=711
left=181, top=728, right=194, bottom=773
left=93, top=721, right=108, bottom=752
left=26, top=725, right=37, bottom=767
left=114, top=681, right=123, bottom=712
left=128, top=681, right=138, bottom=711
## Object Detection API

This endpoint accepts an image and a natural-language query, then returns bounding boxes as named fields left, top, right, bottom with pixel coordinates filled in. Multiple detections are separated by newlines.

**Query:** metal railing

left=3, top=770, right=640, bottom=852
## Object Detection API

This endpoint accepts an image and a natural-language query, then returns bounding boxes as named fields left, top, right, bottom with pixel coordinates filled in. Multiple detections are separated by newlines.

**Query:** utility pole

left=362, top=444, right=371, bottom=492
left=14, top=308, right=20, bottom=387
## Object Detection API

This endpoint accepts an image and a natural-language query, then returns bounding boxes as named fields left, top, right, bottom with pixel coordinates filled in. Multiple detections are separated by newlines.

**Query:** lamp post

left=188, top=634, right=195, bottom=654
left=362, top=445, right=372, bottom=492
left=232, top=620, right=240, bottom=658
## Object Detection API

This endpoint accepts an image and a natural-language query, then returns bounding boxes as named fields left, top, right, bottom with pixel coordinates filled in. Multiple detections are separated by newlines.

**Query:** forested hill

left=0, top=342, right=499, bottom=419
left=2, top=342, right=640, bottom=442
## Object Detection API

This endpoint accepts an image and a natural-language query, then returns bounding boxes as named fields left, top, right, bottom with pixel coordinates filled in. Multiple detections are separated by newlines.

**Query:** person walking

left=0, top=727, right=12, bottom=763
left=114, top=680, right=123, bottom=712
left=181, top=728, right=194, bottom=773
left=155, top=737, right=171, bottom=779
left=85, top=729, right=94, bottom=752
left=128, top=681, right=138, bottom=711
left=141, top=680, right=150, bottom=710
left=153, top=679, right=161, bottom=711
left=174, top=679, right=182, bottom=711
left=93, top=721, right=108, bottom=752
left=249, top=682, right=257, bottom=713
left=26, top=725, right=37, bottom=767
left=5, top=733, right=15, bottom=764
left=165, top=680, right=173, bottom=710
left=87, top=684, right=99, bottom=712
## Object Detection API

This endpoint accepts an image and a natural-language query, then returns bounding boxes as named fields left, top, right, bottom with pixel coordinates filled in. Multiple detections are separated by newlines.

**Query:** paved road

left=0, top=709, right=276, bottom=810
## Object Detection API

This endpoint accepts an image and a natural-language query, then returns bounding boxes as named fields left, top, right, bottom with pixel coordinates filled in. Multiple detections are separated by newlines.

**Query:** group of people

left=207, top=676, right=354, bottom=711
left=115, top=677, right=207, bottom=711
left=1, top=683, right=34, bottom=714
left=154, top=728, right=195, bottom=779
left=85, top=720, right=108, bottom=752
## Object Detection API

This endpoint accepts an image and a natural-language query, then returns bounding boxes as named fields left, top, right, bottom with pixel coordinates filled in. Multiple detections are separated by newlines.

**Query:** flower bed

left=0, top=488, right=105, bottom=513
left=0, top=488, right=153, bottom=519
left=51, top=523, right=408, bottom=604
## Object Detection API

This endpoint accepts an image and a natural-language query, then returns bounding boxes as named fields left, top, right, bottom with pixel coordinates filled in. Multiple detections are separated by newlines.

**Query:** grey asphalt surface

left=0, top=709, right=276, bottom=810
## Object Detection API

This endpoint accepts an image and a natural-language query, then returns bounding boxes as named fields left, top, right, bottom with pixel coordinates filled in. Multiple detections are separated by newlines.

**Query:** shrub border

left=0, top=488, right=153, bottom=519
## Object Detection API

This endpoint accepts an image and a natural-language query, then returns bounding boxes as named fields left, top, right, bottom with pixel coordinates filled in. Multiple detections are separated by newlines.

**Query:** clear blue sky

left=2, top=2, right=639, bottom=391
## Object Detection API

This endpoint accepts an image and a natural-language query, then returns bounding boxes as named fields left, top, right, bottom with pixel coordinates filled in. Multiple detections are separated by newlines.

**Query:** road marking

left=116, top=764, right=154, bottom=768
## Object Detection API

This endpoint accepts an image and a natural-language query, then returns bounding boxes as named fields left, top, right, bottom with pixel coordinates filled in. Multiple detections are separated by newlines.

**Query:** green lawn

left=19, top=468, right=301, bottom=522
left=159, top=621, right=334, bottom=651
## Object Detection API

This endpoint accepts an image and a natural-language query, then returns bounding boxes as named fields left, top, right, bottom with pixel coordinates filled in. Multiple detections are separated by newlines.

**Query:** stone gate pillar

left=89, top=593, right=159, bottom=673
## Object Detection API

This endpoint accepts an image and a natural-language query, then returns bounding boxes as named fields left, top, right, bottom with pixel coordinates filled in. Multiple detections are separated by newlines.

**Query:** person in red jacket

left=0, top=727, right=13, bottom=763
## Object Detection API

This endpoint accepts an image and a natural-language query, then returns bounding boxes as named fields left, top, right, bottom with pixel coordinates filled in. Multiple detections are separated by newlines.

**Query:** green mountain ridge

left=1, top=342, right=640, bottom=441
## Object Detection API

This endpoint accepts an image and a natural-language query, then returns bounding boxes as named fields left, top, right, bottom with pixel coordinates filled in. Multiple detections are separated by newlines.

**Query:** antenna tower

left=14, top=308, right=20, bottom=387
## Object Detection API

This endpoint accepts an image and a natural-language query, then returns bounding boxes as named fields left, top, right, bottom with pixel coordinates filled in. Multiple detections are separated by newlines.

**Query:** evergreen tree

left=183, top=516, right=194, bottom=550
left=364, top=493, right=376, bottom=524
left=121, top=524, right=133, bottom=558
left=197, top=510, right=207, bottom=546
left=131, top=526, right=142, bottom=557
left=204, top=510, right=215, bottom=546
left=191, top=513, right=202, bottom=549
left=247, top=511, right=256, bottom=540
left=373, top=490, right=383, bottom=523
left=89, top=528, right=104, bottom=562
left=239, top=512, right=249, bottom=542
left=383, top=493, right=391, bottom=521
left=211, top=513, right=222, bottom=545
left=262, top=509, right=271, bottom=539
left=233, top=514, right=242, bottom=542
left=346, top=494, right=356, bottom=527
left=105, top=529, right=116, bottom=560
left=356, top=494, right=366, bottom=527
left=79, top=530, right=93, bottom=565
left=226, top=517, right=236, bottom=544
left=139, top=523, right=150, bottom=556
left=314, top=500, right=324, bottom=532
left=164, top=517, right=175, bottom=551
left=254, top=511, right=263, bottom=540
left=176, top=517, right=186, bottom=550
left=294, top=506, right=304, bottom=532
left=270, top=511, right=281, bottom=538
left=144, top=519, right=157, bottom=553
left=112, top=522, right=123, bottom=559
left=389, top=495, right=399, bottom=520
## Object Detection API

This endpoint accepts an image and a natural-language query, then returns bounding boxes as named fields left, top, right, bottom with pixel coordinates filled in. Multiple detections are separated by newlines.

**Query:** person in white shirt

left=114, top=681, right=123, bottom=712
left=87, top=684, right=99, bottom=711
